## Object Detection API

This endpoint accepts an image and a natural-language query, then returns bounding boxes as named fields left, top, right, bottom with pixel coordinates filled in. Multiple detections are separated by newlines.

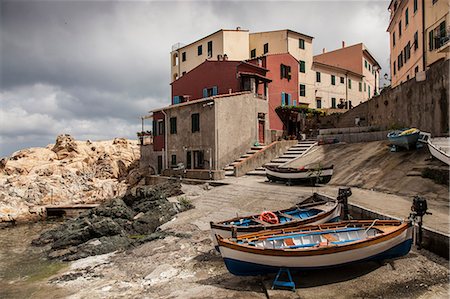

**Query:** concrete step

left=236, top=158, right=246, bottom=162
left=282, top=151, right=304, bottom=155
left=279, top=155, right=298, bottom=159
left=291, top=144, right=312, bottom=148
left=251, top=146, right=265, bottom=150
left=255, top=167, right=266, bottom=171
left=225, top=170, right=235, bottom=176
left=241, top=154, right=252, bottom=158
left=229, top=161, right=240, bottom=166
left=223, top=166, right=234, bottom=171
left=247, top=150, right=259, bottom=154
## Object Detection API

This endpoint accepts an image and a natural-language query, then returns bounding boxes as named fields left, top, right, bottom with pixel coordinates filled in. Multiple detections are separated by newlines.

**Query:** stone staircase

left=223, top=145, right=266, bottom=176
left=246, top=140, right=317, bottom=176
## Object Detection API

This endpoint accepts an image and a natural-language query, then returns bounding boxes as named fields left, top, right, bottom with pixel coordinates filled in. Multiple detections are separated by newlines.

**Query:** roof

left=363, top=48, right=381, bottom=68
left=171, top=29, right=249, bottom=53
left=312, top=61, right=364, bottom=78
left=250, top=29, right=314, bottom=40
left=238, top=72, right=272, bottom=82
left=150, top=91, right=253, bottom=113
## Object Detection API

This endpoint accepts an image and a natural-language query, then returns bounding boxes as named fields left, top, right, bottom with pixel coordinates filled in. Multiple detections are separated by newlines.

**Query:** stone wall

left=320, top=59, right=449, bottom=136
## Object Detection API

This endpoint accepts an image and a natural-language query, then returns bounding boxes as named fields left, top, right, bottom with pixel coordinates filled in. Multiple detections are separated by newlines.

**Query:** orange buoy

left=259, top=211, right=279, bottom=224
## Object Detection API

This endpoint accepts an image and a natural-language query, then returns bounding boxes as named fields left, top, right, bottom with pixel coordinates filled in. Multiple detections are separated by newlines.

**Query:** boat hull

left=265, top=166, right=333, bottom=185
left=387, top=131, right=420, bottom=150
left=217, top=222, right=412, bottom=276
left=427, top=138, right=450, bottom=165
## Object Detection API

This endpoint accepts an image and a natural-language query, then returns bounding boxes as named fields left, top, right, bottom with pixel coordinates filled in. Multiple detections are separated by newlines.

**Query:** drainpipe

left=421, top=0, right=426, bottom=70
left=161, top=109, right=168, bottom=170
left=345, top=73, right=348, bottom=108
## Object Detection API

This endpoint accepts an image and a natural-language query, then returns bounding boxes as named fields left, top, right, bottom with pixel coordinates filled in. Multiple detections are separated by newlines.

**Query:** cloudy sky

left=0, top=0, right=390, bottom=157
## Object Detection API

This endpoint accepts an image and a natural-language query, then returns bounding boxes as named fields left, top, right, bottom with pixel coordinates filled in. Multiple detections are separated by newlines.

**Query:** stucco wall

left=321, top=60, right=449, bottom=136
left=216, top=93, right=269, bottom=169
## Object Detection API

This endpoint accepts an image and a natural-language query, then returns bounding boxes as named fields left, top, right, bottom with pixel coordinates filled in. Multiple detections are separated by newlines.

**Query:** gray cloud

left=0, top=0, right=390, bottom=157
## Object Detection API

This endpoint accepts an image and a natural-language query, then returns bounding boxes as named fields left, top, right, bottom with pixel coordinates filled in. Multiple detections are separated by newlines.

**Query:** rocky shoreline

left=31, top=181, right=192, bottom=261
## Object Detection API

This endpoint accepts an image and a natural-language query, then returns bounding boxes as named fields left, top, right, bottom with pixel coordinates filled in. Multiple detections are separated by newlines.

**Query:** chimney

left=236, top=26, right=241, bottom=31
left=223, top=54, right=228, bottom=61
left=322, top=48, right=326, bottom=54
left=342, top=41, right=346, bottom=48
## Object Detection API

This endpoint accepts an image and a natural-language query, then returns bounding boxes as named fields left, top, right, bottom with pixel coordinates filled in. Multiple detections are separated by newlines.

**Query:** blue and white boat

left=387, top=128, right=420, bottom=150
left=210, top=192, right=342, bottom=248
left=216, top=220, right=413, bottom=276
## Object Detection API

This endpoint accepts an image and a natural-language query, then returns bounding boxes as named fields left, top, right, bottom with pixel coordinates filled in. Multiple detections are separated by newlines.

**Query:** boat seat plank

left=322, top=234, right=338, bottom=242
left=279, top=213, right=295, bottom=219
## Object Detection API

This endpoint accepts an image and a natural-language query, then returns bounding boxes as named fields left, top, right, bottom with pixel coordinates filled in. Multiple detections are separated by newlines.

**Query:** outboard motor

left=410, top=196, right=432, bottom=249
left=337, top=187, right=352, bottom=220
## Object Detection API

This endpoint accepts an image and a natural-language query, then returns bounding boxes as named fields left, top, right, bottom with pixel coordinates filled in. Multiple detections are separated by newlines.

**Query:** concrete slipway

left=43, top=176, right=449, bottom=299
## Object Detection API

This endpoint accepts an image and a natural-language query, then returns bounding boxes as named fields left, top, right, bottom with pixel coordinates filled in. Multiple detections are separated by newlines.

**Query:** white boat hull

left=218, top=225, right=413, bottom=275
left=428, top=138, right=450, bottom=165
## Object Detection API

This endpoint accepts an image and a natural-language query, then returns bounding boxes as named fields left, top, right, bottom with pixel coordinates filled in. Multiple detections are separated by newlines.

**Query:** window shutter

left=212, top=86, right=218, bottom=96
left=173, top=96, right=180, bottom=104
left=293, top=100, right=297, bottom=106
left=203, top=88, right=208, bottom=98
left=288, top=93, right=292, bottom=106
left=281, top=92, right=285, bottom=106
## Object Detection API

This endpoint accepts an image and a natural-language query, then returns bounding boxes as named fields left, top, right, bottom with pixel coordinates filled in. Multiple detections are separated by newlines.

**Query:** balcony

left=437, top=35, right=450, bottom=53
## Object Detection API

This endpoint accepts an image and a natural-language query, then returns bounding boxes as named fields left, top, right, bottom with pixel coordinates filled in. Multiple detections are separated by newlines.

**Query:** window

left=316, top=98, right=322, bottom=109
left=414, top=31, right=418, bottom=50
left=414, top=0, right=418, bottom=12
left=281, top=92, right=291, bottom=106
left=157, top=120, right=164, bottom=136
left=369, top=64, right=371, bottom=71
left=316, top=71, right=321, bottom=82
left=368, top=86, right=371, bottom=97
left=182, top=52, right=186, bottom=62
left=393, top=31, right=396, bottom=47
left=429, top=30, right=435, bottom=51
left=191, top=113, right=200, bottom=132
left=299, top=84, right=306, bottom=97
left=359, top=82, right=362, bottom=92
left=405, top=42, right=411, bottom=61
left=198, top=45, right=202, bottom=56
left=280, top=64, right=291, bottom=80
left=170, top=117, right=177, bottom=134
left=331, top=98, right=336, bottom=108
left=340, top=76, right=344, bottom=84
left=207, top=41, right=213, bottom=57
left=263, top=43, right=269, bottom=54
left=365, top=60, right=368, bottom=68
left=415, top=66, right=419, bottom=73
left=193, top=150, right=204, bottom=169
left=398, top=53, right=403, bottom=69
left=348, top=78, right=352, bottom=89
left=399, top=20, right=402, bottom=37
left=299, top=60, right=306, bottom=73
left=203, top=86, right=218, bottom=97
left=299, top=38, right=305, bottom=49
left=331, top=75, right=336, bottom=85
left=364, top=82, right=367, bottom=91
left=251, top=49, right=256, bottom=58
left=405, top=8, right=409, bottom=26
left=171, top=155, right=177, bottom=167
left=394, top=61, right=397, bottom=75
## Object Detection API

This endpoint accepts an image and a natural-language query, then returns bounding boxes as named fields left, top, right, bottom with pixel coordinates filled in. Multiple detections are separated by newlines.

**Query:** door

left=258, top=120, right=265, bottom=144
left=157, top=155, right=162, bottom=174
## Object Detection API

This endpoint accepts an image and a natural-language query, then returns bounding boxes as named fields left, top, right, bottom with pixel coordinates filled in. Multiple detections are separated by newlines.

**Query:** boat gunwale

left=265, top=164, right=334, bottom=174
left=216, top=220, right=410, bottom=257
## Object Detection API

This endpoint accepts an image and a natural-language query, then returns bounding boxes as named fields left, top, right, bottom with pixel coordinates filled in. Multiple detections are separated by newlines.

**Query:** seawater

left=0, top=222, right=69, bottom=299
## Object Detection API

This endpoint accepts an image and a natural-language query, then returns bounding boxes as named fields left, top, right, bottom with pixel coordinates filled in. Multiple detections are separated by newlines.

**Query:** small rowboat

left=265, top=164, right=334, bottom=186
left=210, top=192, right=342, bottom=248
left=428, top=137, right=450, bottom=165
left=387, top=128, right=420, bottom=150
left=216, top=220, right=413, bottom=276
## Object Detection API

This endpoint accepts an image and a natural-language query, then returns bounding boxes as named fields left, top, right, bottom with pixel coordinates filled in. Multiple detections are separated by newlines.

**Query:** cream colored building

left=170, top=29, right=249, bottom=82
left=312, top=43, right=381, bottom=109
left=312, top=62, right=366, bottom=109
left=249, top=29, right=315, bottom=105
left=424, top=0, right=449, bottom=67
left=387, top=0, right=449, bottom=88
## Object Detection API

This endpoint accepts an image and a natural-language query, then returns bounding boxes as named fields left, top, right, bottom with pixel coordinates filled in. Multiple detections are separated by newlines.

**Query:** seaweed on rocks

left=32, top=181, right=187, bottom=261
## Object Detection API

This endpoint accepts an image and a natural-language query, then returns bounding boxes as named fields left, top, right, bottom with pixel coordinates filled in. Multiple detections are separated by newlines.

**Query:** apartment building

left=249, top=30, right=315, bottom=105
left=170, top=29, right=249, bottom=82
left=312, top=42, right=381, bottom=109
left=424, top=0, right=449, bottom=67
left=387, top=0, right=449, bottom=88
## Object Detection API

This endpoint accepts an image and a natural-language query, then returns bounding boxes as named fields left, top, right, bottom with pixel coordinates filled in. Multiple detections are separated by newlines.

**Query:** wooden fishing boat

left=210, top=192, right=344, bottom=248
left=427, top=137, right=450, bottom=165
left=216, top=220, right=413, bottom=276
left=265, top=163, right=334, bottom=185
left=387, top=128, right=420, bottom=150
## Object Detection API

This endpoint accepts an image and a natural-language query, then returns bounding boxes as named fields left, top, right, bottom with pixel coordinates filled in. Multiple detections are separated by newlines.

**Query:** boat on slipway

left=427, top=137, right=449, bottom=165
left=210, top=190, right=350, bottom=248
left=265, top=163, right=334, bottom=186
left=387, top=128, right=420, bottom=150
left=216, top=220, right=413, bottom=276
